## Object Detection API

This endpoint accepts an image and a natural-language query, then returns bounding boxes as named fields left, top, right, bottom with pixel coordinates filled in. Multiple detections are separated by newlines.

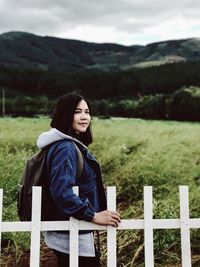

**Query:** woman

left=37, top=92, right=121, bottom=267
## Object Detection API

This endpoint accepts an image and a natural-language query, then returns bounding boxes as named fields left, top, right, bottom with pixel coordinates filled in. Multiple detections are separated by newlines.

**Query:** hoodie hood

left=36, top=128, right=87, bottom=149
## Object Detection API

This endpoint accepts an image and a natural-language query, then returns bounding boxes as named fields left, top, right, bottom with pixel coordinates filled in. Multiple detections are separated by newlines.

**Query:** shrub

left=169, top=86, right=200, bottom=121
left=134, top=94, right=167, bottom=119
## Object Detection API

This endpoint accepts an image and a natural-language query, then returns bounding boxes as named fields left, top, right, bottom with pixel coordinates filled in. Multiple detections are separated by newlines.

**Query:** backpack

left=17, top=141, right=83, bottom=221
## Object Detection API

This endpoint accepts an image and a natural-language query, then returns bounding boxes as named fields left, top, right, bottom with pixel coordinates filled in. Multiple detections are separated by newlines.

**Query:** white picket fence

left=0, top=186, right=198, bottom=266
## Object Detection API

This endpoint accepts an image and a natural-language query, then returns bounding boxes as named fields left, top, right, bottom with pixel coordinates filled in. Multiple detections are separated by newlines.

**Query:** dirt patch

left=1, top=243, right=57, bottom=267
left=2, top=243, right=200, bottom=267
left=40, top=244, right=57, bottom=267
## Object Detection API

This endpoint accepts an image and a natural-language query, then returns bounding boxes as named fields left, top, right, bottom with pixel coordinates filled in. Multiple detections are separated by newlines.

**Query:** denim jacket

left=45, top=139, right=107, bottom=222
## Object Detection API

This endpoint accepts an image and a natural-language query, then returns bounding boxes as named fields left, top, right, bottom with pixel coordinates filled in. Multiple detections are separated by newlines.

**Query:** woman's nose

left=80, top=112, right=87, bottom=119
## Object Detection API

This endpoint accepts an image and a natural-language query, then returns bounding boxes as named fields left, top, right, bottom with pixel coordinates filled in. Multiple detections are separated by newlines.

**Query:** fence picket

left=107, top=186, right=117, bottom=267
left=144, top=186, right=154, bottom=267
left=0, top=189, right=3, bottom=256
left=180, top=186, right=191, bottom=267
left=30, top=187, right=42, bottom=267
left=70, top=186, right=79, bottom=267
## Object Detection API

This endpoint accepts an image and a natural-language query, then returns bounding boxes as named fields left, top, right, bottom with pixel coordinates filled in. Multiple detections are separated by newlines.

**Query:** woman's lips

left=78, top=123, right=88, bottom=126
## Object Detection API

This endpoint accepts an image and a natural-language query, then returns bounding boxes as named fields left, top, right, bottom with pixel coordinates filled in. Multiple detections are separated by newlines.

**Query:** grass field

left=0, top=116, right=200, bottom=266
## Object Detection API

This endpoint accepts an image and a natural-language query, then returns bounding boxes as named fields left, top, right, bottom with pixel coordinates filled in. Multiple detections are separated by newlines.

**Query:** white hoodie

left=37, top=128, right=87, bottom=149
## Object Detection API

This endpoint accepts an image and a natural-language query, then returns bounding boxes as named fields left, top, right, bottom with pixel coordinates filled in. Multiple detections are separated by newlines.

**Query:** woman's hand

left=92, top=210, right=121, bottom=227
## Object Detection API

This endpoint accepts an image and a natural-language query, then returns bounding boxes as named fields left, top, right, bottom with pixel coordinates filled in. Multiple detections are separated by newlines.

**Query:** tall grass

left=0, top=117, right=200, bottom=266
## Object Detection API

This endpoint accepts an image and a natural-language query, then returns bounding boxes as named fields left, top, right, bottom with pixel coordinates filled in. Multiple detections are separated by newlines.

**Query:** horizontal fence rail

left=0, top=186, right=198, bottom=267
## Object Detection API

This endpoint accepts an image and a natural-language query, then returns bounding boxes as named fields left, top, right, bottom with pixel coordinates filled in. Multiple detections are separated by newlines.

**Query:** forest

left=0, top=61, right=200, bottom=121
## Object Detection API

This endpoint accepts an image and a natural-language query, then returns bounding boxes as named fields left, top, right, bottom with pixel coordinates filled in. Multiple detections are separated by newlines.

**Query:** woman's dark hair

left=50, top=92, right=93, bottom=146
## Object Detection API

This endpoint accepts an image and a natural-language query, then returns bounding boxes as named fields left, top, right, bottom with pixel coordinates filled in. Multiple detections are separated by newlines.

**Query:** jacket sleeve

left=49, top=142, right=95, bottom=221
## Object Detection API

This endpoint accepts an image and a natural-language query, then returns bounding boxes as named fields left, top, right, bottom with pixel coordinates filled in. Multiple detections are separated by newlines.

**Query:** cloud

left=1, top=0, right=200, bottom=45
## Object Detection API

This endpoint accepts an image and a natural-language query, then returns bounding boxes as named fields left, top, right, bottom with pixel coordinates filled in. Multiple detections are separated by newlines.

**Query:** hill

left=0, top=31, right=141, bottom=71
left=0, top=31, right=200, bottom=71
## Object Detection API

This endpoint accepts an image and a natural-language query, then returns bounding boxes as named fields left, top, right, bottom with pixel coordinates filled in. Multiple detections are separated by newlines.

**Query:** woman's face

left=72, top=99, right=91, bottom=134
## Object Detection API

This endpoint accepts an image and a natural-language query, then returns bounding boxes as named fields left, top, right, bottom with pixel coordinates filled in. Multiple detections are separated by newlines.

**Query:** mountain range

left=0, top=31, right=200, bottom=71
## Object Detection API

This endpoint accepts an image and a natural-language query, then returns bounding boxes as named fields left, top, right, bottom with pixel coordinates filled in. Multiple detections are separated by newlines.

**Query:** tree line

left=1, top=86, right=200, bottom=121
left=0, top=61, right=200, bottom=121
left=1, top=61, right=200, bottom=98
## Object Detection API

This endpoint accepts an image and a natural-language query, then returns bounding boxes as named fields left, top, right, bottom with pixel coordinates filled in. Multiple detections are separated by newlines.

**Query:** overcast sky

left=1, top=0, right=200, bottom=46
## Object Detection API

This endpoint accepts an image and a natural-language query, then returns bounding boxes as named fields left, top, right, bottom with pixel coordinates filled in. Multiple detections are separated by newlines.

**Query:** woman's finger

left=111, top=221, right=119, bottom=227
left=110, top=211, right=121, bottom=217
left=110, top=218, right=120, bottom=227
left=111, top=214, right=121, bottom=222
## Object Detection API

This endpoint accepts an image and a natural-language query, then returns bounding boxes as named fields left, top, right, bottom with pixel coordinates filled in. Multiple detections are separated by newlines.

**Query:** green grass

left=1, top=117, right=200, bottom=266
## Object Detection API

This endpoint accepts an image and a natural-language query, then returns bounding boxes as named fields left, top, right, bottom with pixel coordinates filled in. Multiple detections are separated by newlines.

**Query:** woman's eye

left=74, top=109, right=90, bottom=115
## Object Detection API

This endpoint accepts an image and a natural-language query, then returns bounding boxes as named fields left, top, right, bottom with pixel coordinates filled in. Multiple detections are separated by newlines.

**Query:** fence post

left=30, top=186, right=42, bottom=267
left=180, top=186, right=191, bottom=267
left=144, top=186, right=154, bottom=267
left=107, top=186, right=117, bottom=267
left=0, top=189, right=3, bottom=256
left=70, top=186, right=79, bottom=267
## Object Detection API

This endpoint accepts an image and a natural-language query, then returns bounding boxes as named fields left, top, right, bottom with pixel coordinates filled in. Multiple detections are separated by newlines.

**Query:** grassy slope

left=0, top=117, right=200, bottom=266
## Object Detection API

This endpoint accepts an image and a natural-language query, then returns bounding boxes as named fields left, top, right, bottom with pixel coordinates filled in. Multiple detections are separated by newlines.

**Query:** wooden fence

left=0, top=186, right=198, bottom=267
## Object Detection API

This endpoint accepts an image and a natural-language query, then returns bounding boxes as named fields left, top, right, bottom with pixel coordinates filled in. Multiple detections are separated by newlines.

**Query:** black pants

left=53, top=249, right=101, bottom=267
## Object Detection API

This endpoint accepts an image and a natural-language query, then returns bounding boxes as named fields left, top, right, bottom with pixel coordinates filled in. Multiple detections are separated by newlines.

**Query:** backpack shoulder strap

left=72, top=142, right=84, bottom=179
